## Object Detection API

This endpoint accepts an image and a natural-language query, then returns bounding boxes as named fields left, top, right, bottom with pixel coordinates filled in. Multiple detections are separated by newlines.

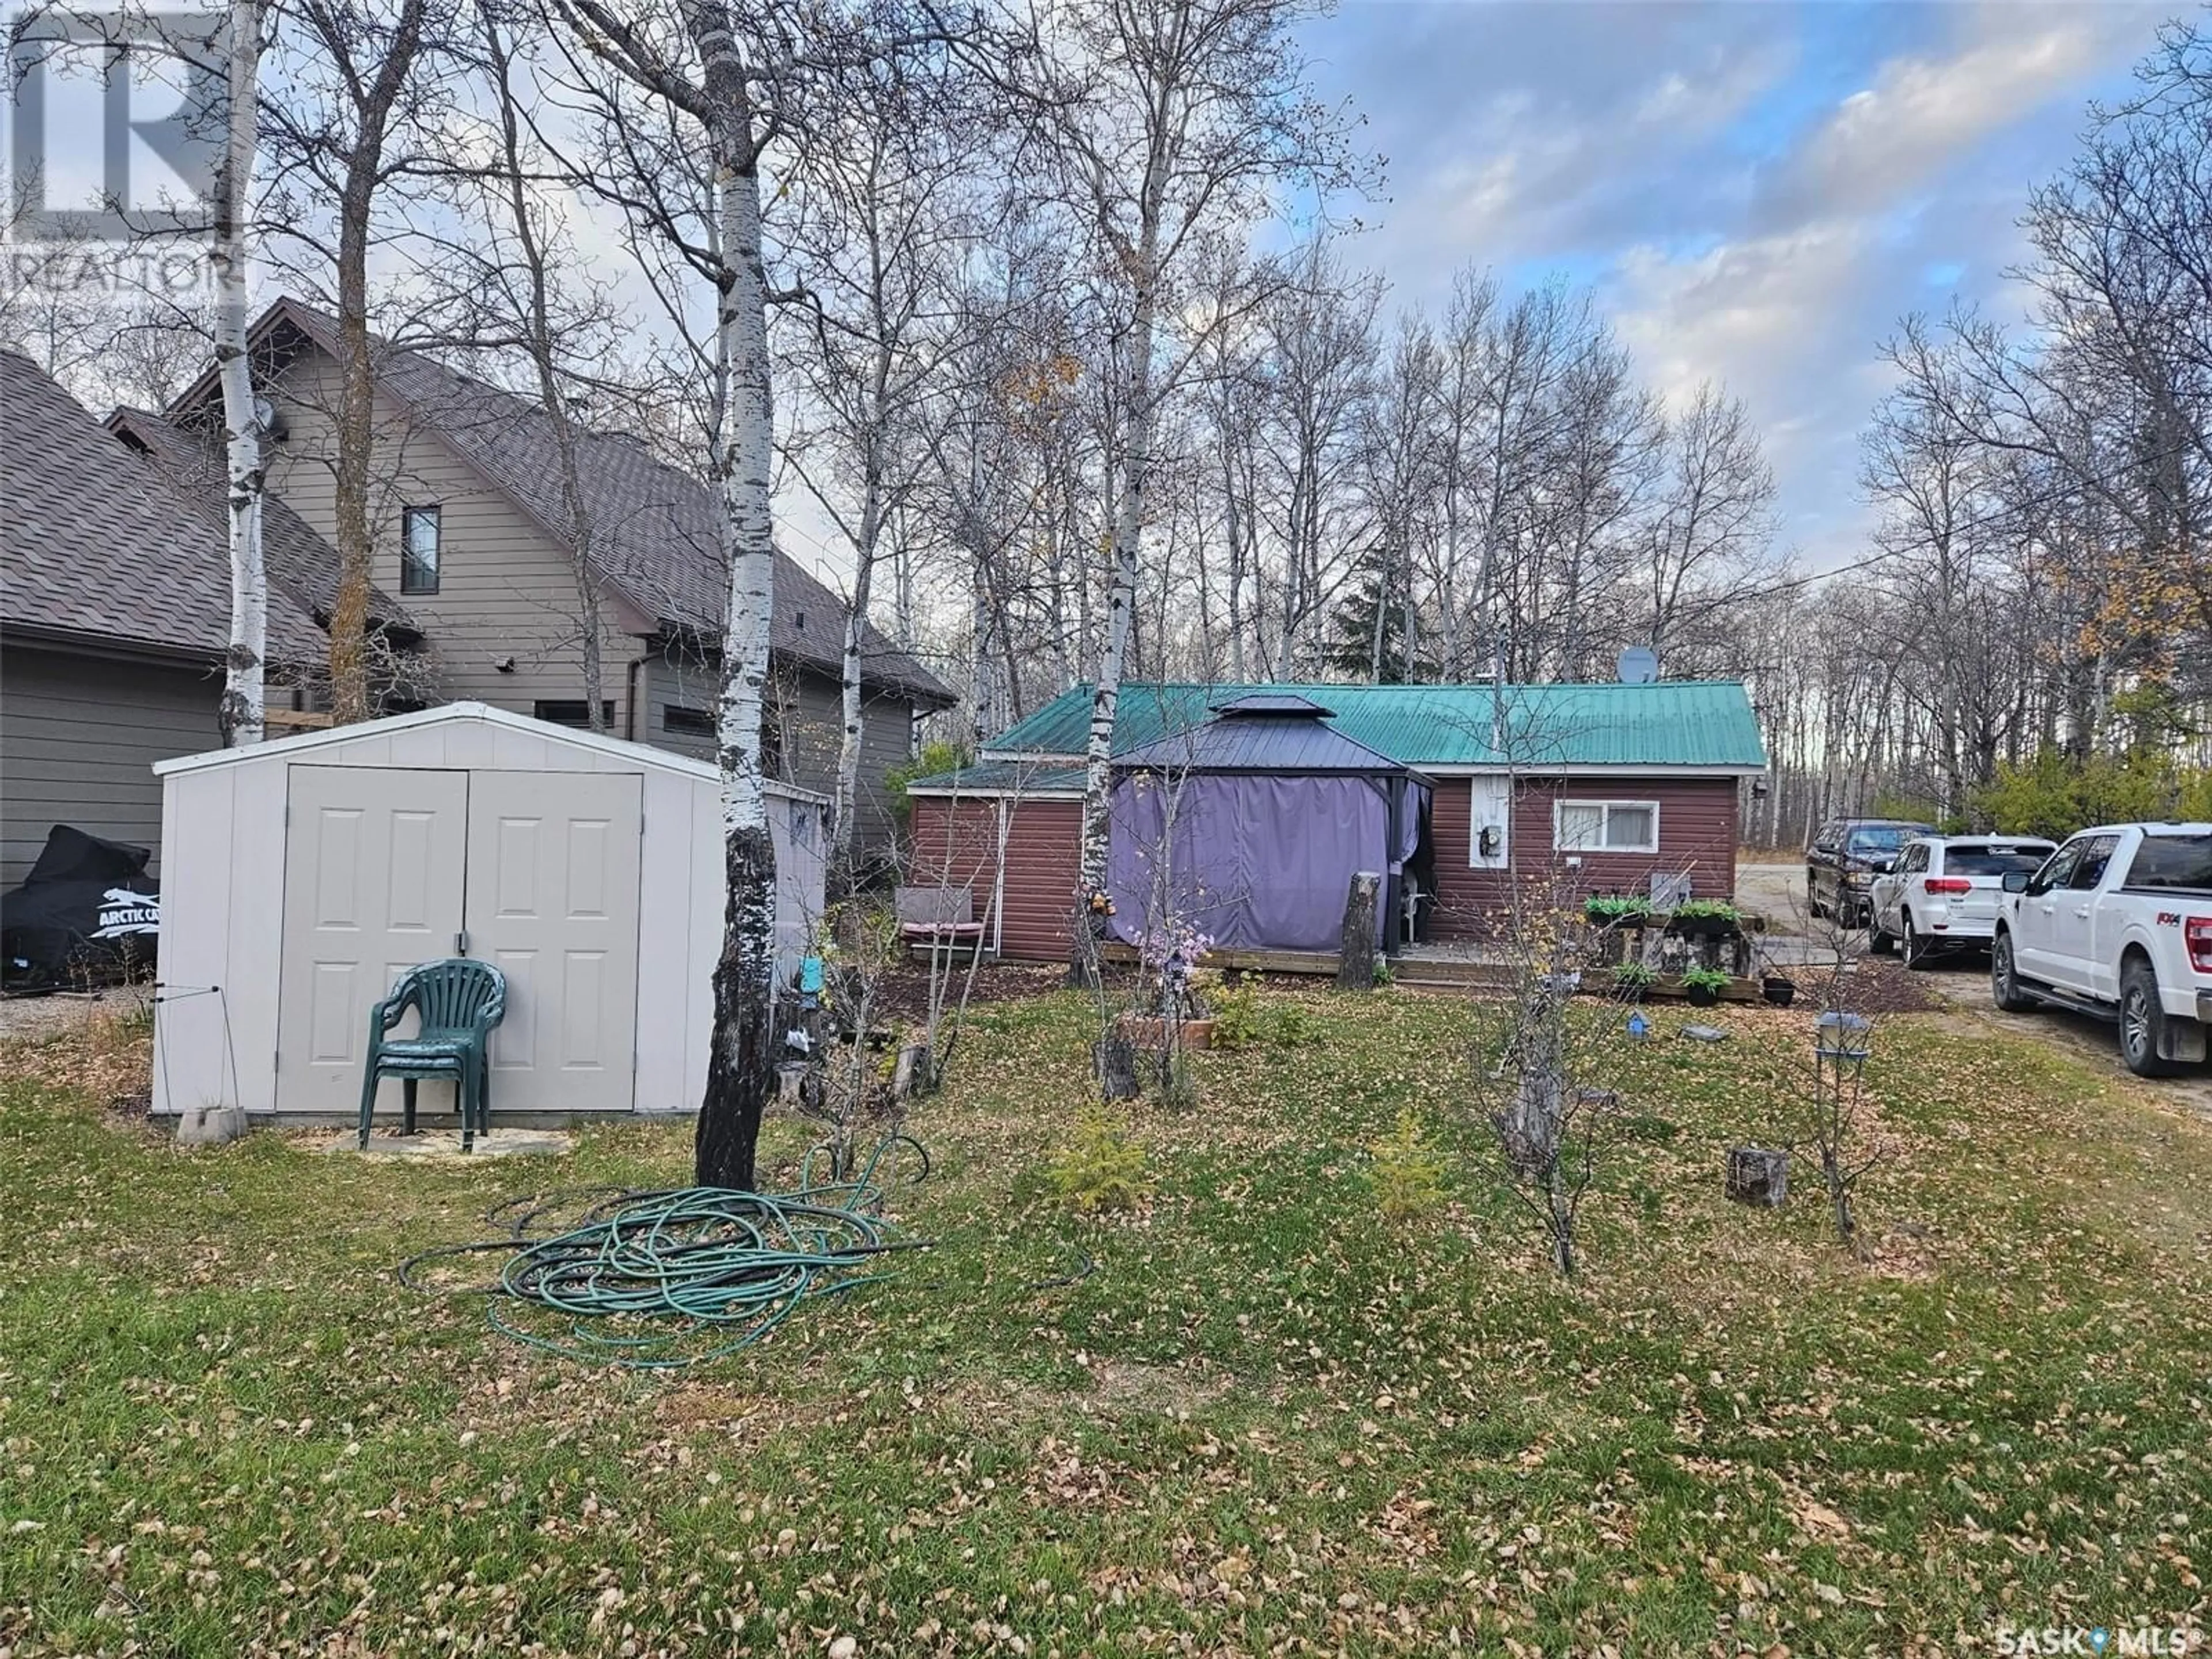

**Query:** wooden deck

left=1099, top=942, right=1339, bottom=976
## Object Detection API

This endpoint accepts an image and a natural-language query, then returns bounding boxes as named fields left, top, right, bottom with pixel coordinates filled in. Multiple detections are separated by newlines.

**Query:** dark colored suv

left=1806, top=818, right=1937, bottom=927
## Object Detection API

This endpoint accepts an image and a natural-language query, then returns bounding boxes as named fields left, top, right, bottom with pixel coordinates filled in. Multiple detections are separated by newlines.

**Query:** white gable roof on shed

left=153, top=700, right=829, bottom=802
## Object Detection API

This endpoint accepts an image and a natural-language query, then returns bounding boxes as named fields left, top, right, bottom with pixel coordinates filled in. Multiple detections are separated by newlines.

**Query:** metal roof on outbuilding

left=1114, top=705, right=1421, bottom=778
left=975, top=681, right=1767, bottom=772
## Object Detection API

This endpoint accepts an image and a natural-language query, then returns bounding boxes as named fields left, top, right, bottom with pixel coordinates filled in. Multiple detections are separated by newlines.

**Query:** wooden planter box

left=1597, top=974, right=1756, bottom=1005
left=1115, top=1016, right=1216, bottom=1051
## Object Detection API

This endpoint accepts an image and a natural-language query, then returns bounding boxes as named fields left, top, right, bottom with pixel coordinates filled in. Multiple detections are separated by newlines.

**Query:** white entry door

left=465, top=771, right=642, bottom=1114
left=276, top=767, right=468, bottom=1113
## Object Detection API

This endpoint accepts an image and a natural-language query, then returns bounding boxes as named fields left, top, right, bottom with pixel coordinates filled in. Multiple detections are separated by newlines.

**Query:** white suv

left=1869, top=835, right=2058, bottom=967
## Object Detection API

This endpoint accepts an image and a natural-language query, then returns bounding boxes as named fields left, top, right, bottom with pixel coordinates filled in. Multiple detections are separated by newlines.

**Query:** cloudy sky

left=1294, top=0, right=2174, bottom=571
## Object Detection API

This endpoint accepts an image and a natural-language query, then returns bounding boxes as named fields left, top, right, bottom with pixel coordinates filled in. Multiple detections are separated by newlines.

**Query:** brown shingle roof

left=0, top=349, right=333, bottom=665
left=247, top=298, right=953, bottom=705
left=107, top=405, right=415, bottom=643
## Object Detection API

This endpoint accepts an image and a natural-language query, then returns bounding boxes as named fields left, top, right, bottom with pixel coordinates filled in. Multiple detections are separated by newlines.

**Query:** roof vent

left=1210, top=692, right=1334, bottom=719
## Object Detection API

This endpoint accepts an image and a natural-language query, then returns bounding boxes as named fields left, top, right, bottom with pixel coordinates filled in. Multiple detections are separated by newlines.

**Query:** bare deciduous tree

left=1005, top=0, right=1369, bottom=983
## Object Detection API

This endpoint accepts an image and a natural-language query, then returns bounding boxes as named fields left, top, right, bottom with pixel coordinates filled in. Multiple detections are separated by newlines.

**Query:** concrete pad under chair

left=315, top=1127, right=575, bottom=1159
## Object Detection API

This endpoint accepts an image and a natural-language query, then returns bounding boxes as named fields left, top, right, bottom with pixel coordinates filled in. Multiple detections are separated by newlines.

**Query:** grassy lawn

left=4, top=987, right=2210, bottom=1656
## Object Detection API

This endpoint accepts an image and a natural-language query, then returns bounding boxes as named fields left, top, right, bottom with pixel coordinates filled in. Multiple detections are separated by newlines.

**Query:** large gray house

left=0, top=306, right=952, bottom=884
left=158, top=298, right=953, bottom=847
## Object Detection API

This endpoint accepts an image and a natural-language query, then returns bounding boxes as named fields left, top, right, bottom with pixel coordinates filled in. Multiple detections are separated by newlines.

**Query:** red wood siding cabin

left=904, top=683, right=1766, bottom=963
left=1426, top=774, right=1740, bottom=941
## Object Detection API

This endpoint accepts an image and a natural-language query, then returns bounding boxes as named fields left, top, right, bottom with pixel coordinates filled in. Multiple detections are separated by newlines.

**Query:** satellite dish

left=1616, top=645, right=1660, bottom=685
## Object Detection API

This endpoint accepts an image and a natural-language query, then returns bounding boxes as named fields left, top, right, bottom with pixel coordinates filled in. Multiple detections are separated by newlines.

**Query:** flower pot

left=1762, top=976, right=1797, bottom=1007
left=1684, top=982, right=1721, bottom=1007
left=1114, top=1015, right=1215, bottom=1051
left=1613, top=980, right=1649, bottom=1004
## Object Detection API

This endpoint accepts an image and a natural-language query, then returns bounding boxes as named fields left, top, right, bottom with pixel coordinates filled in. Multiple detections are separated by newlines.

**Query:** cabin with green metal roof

left=906, top=680, right=1767, bottom=961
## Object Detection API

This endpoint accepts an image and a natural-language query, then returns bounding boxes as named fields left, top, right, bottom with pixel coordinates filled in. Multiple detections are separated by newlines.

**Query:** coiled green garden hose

left=402, top=1135, right=931, bottom=1370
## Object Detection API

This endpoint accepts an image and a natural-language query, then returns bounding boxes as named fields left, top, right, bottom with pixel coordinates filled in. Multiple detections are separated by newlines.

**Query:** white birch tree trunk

left=214, top=0, right=265, bottom=748
left=832, top=478, right=879, bottom=878
left=830, top=327, right=890, bottom=878
left=1074, top=266, right=1156, bottom=980
left=691, top=10, right=779, bottom=1191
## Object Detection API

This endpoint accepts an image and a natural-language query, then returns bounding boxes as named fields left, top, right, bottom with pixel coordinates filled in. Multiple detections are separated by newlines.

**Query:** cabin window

left=532, top=699, right=615, bottom=730
left=400, top=505, right=441, bottom=593
left=662, top=704, right=715, bottom=738
left=1555, top=799, right=1660, bottom=855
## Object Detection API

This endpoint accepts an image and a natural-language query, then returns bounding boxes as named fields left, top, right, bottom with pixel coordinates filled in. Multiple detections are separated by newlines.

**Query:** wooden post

left=892, top=1042, right=931, bottom=1101
left=1336, top=870, right=1381, bottom=991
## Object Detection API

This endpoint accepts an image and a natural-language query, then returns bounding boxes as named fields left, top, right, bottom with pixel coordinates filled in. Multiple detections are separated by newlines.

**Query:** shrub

left=1153, top=1049, right=1200, bottom=1111
left=1046, top=1110, right=1152, bottom=1214
left=1671, top=899, right=1741, bottom=923
left=1584, top=894, right=1653, bottom=923
left=1210, top=984, right=1260, bottom=1050
left=882, top=740, right=974, bottom=827
left=1270, top=1003, right=1323, bottom=1048
left=1973, top=747, right=2205, bottom=841
left=1367, top=1109, right=1447, bottom=1221
left=1371, top=959, right=1395, bottom=987
left=1613, top=961, right=1657, bottom=988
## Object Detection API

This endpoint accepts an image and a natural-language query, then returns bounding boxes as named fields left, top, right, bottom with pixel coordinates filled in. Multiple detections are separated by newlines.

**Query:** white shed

left=150, top=703, right=827, bottom=1123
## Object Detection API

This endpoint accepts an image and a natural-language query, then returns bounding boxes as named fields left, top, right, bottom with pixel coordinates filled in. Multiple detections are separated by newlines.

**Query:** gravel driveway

left=0, top=986, right=150, bottom=1042
left=1737, top=856, right=2212, bottom=1108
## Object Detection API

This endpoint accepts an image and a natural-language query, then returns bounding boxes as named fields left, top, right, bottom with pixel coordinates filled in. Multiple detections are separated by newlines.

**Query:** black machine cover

left=1, top=826, right=161, bottom=990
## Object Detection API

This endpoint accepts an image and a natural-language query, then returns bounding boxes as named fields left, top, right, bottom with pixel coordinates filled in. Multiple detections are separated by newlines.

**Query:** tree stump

left=1094, top=1033, right=1142, bottom=1100
left=1335, top=870, right=1382, bottom=990
left=892, top=1043, right=933, bottom=1101
left=1726, top=1146, right=1790, bottom=1206
left=774, top=1061, right=810, bottom=1107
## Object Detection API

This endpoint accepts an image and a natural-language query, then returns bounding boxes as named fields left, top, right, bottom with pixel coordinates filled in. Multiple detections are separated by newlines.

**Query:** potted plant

left=1584, top=893, right=1653, bottom=929
left=1613, top=961, right=1657, bottom=1003
left=1119, top=923, right=1218, bottom=1049
left=1681, top=964, right=1732, bottom=1007
left=1667, top=899, right=1743, bottom=940
left=1761, top=973, right=1797, bottom=1007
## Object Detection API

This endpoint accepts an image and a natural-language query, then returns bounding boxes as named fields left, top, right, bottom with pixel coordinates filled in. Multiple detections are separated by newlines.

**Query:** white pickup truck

left=1991, top=823, right=2212, bottom=1076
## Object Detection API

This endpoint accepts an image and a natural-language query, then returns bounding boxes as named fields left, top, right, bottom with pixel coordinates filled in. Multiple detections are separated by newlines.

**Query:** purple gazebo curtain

left=1106, top=772, right=1396, bottom=952
left=1396, top=781, right=1429, bottom=864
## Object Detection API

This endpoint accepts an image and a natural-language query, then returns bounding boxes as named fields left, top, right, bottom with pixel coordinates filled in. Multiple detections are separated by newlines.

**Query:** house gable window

left=662, top=704, right=715, bottom=738
left=657, top=702, right=782, bottom=773
left=1555, top=798, right=1660, bottom=855
left=533, top=699, right=615, bottom=730
left=400, top=505, right=441, bottom=594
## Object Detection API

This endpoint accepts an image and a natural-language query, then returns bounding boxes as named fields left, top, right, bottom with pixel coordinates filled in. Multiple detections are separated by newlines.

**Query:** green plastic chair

left=358, top=960, right=507, bottom=1153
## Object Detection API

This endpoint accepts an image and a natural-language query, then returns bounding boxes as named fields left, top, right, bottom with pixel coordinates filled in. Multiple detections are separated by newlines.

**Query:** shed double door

left=275, top=767, right=642, bottom=1117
